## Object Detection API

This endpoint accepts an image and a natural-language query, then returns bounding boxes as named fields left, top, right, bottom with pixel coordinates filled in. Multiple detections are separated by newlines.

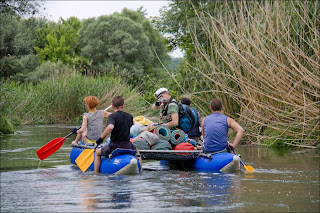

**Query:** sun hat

left=154, top=88, right=168, bottom=99
left=133, top=116, right=150, bottom=125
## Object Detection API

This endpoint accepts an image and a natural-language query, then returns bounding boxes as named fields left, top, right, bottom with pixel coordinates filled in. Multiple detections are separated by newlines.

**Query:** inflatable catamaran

left=70, top=144, right=240, bottom=175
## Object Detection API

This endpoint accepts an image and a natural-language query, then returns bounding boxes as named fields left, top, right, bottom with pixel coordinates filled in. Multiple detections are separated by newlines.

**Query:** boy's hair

left=180, top=97, right=191, bottom=106
left=83, top=96, right=99, bottom=110
left=210, top=98, right=222, bottom=111
left=112, top=96, right=124, bottom=108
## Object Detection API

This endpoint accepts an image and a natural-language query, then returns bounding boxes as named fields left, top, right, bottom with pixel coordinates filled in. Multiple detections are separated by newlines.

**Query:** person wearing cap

left=152, top=88, right=179, bottom=129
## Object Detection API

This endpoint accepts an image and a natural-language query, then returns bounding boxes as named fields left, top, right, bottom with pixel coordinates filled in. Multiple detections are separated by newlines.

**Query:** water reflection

left=108, top=176, right=132, bottom=209
left=199, top=173, right=238, bottom=209
left=77, top=178, right=98, bottom=211
left=75, top=175, right=133, bottom=211
left=111, top=191, right=131, bottom=209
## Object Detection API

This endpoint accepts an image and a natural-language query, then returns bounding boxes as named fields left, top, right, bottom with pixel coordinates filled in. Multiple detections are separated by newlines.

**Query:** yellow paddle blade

left=244, top=165, right=255, bottom=172
left=75, top=149, right=95, bottom=172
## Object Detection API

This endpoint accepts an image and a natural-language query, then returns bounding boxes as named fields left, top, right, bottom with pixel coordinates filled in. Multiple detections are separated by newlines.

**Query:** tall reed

left=179, top=1, right=319, bottom=147
left=1, top=74, right=147, bottom=125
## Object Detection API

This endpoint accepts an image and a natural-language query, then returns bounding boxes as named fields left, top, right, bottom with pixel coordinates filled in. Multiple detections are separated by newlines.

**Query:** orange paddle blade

left=36, top=137, right=66, bottom=160
left=75, top=149, right=95, bottom=172
left=244, top=165, right=255, bottom=172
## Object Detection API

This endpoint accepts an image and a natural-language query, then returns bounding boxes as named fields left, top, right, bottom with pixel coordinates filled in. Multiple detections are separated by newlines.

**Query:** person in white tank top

left=71, top=96, right=110, bottom=145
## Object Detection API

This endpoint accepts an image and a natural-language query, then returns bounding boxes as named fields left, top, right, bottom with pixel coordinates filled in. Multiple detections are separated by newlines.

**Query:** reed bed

left=1, top=74, right=147, bottom=125
left=179, top=1, right=319, bottom=147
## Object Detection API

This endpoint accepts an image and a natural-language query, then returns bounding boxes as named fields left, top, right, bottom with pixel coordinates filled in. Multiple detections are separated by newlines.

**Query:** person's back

left=203, top=112, right=229, bottom=153
left=71, top=96, right=110, bottom=145
left=188, top=107, right=201, bottom=134
left=108, top=110, right=133, bottom=142
left=85, top=110, right=104, bottom=141
left=94, top=96, right=142, bottom=173
left=201, top=98, right=244, bottom=154
left=180, top=97, right=201, bottom=141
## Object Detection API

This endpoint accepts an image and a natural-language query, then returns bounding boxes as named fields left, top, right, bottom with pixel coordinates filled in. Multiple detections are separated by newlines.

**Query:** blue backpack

left=176, top=103, right=198, bottom=133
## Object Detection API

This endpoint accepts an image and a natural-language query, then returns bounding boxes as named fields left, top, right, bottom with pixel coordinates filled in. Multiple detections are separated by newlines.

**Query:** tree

left=0, top=9, right=44, bottom=79
left=78, top=9, right=168, bottom=85
left=0, top=9, right=20, bottom=57
left=154, top=1, right=233, bottom=62
left=34, top=17, right=87, bottom=67
left=0, top=0, right=43, bottom=17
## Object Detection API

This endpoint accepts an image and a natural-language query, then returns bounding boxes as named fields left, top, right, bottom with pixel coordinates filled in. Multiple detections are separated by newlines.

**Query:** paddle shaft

left=104, top=105, right=112, bottom=111
left=65, top=131, right=74, bottom=139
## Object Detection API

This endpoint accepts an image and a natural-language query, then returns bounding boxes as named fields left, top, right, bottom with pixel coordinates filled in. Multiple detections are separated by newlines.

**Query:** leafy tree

left=0, top=0, right=43, bottom=17
left=34, top=17, right=88, bottom=67
left=0, top=9, right=44, bottom=79
left=154, top=1, right=230, bottom=62
left=0, top=9, right=20, bottom=57
left=78, top=9, right=168, bottom=85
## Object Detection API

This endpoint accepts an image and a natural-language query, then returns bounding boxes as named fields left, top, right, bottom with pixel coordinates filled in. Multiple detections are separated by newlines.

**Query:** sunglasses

left=157, top=92, right=166, bottom=99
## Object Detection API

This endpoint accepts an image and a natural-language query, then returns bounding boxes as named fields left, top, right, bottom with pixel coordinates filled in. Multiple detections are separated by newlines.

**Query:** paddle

left=229, top=146, right=255, bottom=172
left=75, top=145, right=97, bottom=172
left=36, top=105, right=112, bottom=160
left=36, top=131, right=74, bottom=160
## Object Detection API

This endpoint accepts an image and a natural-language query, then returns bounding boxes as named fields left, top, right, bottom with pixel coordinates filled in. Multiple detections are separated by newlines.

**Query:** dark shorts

left=100, top=141, right=137, bottom=157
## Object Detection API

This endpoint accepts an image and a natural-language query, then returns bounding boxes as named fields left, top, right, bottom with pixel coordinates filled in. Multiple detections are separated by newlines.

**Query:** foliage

left=0, top=54, right=39, bottom=82
left=27, top=61, right=73, bottom=83
left=0, top=116, right=15, bottom=134
left=0, top=10, right=45, bottom=57
left=34, top=17, right=88, bottom=68
left=154, top=0, right=211, bottom=62
left=0, top=9, right=45, bottom=80
left=78, top=9, right=168, bottom=85
left=0, top=0, right=43, bottom=17
left=166, top=57, right=183, bottom=70
left=0, top=56, right=24, bottom=79
left=156, top=1, right=320, bottom=147
left=0, top=10, right=20, bottom=57
left=1, top=75, right=148, bottom=126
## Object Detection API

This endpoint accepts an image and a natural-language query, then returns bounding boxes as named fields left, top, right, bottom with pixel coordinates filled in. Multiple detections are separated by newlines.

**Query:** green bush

left=27, top=61, right=73, bottom=83
left=0, top=116, right=15, bottom=134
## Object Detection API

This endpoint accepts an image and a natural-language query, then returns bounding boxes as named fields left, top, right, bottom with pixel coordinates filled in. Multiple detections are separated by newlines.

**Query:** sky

left=40, top=1, right=183, bottom=57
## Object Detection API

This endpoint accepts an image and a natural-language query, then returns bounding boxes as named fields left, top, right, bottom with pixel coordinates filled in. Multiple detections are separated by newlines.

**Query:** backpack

left=162, top=98, right=198, bottom=133
left=177, top=103, right=198, bottom=133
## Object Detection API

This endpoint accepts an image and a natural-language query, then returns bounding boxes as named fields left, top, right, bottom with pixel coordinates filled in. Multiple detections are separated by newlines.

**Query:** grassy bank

left=1, top=74, right=150, bottom=132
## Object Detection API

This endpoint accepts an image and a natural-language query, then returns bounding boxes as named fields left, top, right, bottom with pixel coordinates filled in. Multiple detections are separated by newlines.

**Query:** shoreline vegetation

left=1, top=1, right=319, bottom=148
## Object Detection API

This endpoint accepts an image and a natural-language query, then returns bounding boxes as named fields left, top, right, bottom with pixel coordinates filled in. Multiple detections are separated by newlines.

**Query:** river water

left=0, top=125, right=319, bottom=212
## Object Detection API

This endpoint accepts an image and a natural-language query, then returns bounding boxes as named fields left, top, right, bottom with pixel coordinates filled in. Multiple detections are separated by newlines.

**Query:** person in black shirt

left=94, top=96, right=142, bottom=173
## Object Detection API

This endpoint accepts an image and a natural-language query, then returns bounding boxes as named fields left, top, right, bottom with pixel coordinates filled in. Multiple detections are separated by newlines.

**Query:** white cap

left=154, top=88, right=168, bottom=99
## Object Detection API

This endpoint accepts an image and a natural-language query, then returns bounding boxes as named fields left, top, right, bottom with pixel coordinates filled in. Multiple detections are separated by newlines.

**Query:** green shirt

left=161, top=102, right=179, bottom=126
